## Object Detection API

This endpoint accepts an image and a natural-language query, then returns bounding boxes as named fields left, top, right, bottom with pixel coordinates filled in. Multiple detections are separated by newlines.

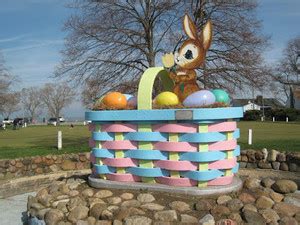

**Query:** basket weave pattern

left=89, top=120, right=240, bottom=187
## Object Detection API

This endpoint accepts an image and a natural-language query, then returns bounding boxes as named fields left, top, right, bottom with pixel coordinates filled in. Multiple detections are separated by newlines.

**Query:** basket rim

left=85, top=107, right=243, bottom=122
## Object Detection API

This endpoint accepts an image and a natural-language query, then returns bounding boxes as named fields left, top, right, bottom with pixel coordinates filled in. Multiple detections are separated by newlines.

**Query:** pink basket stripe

left=102, top=140, right=137, bottom=150
left=208, top=122, right=236, bottom=132
left=154, top=160, right=197, bottom=171
left=208, top=175, right=234, bottom=186
left=209, top=139, right=237, bottom=151
left=101, top=123, right=137, bottom=132
left=208, top=158, right=237, bottom=169
left=153, top=123, right=197, bottom=133
left=89, top=138, right=96, bottom=147
left=102, top=158, right=138, bottom=167
left=88, top=124, right=96, bottom=131
left=154, top=142, right=198, bottom=152
left=156, top=176, right=197, bottom=186
left=106, top=173, right=141, bottom=182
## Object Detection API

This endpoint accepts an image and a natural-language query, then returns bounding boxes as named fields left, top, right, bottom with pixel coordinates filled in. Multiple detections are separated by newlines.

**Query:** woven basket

left=86, top=67, right=243, bottom=187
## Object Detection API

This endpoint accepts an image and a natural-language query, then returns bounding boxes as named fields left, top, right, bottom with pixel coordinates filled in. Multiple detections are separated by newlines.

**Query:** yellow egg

left=155, top=92, right=179, bottom=106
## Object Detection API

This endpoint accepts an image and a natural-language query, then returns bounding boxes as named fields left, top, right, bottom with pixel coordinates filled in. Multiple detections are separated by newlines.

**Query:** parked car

left=48, top=117, right=65, bottom=125
left=2, top=118, right=13, bottom=125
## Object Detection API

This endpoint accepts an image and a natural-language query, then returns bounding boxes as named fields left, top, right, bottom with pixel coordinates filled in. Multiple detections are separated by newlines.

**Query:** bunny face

left=174, top=14, right=212, bottom=70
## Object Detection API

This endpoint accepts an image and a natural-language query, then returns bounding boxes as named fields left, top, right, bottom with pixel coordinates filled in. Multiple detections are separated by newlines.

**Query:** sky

left=0, top=0, right=300, bottom=120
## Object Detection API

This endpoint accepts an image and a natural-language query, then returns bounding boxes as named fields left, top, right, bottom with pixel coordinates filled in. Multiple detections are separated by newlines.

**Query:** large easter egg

left=124, top=94, right=133, bottom=101
left=127, top=96, right=137, bottom=108
left=183, top=90, right=216, bottom=107
left=211, top=89, right=230, bottom=104
left=155, top=92, right=179, bottom=106
left=102, top=92, right=127, bottom=109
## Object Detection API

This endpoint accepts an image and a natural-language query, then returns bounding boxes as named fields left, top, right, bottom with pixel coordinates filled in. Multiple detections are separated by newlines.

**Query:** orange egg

left=102, top=92, right=127, bottom=109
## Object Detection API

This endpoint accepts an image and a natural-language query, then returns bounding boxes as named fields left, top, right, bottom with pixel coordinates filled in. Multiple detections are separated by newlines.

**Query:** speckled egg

left=183, top=90, right=216, bottom=107
left=102, top=92, right=127, bottom=109
left=155, top=92, right=179, bottom=106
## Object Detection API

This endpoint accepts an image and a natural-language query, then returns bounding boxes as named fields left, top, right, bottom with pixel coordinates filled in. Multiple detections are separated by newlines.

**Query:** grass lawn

left=0, top=121, right=299, bottom=159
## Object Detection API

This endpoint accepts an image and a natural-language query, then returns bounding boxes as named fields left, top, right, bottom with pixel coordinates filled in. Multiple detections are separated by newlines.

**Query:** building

left=286, top=85, right=300, bottom=109
left=232, top=96, right=284, bottom=112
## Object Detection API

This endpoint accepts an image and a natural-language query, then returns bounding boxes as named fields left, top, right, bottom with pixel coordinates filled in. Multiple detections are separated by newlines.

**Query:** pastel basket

left=86, top=67, right=243, bottom=187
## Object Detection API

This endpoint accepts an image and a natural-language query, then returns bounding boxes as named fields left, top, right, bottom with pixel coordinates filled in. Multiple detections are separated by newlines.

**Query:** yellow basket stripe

left=225, top=123, right=234, bottom=176
left=198, top=124, right=209, bottom=187
left=169, top=132, right=180, bottom=178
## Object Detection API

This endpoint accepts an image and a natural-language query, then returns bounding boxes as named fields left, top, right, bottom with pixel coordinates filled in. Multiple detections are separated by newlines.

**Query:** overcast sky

left=0, top=0, right=299, bottom=119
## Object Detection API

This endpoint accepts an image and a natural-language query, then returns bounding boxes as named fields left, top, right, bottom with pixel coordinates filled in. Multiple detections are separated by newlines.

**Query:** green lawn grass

left=0, top=122, right=299, bottom=159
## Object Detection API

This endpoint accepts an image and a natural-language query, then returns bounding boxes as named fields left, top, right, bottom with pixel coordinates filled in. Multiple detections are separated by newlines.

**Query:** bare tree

left=40, top=83, right=75, bottom=123
left=57, top=0, right=270, bottom=104
left=272, top=36, right=300, bottom=108
left=0, top=92, right=20, bottom=118
left=20, top=87, right=44, bottom=122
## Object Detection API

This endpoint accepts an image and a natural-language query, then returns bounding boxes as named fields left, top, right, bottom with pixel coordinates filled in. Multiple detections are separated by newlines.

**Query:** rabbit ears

left=183, top=14, right=212, bottom=50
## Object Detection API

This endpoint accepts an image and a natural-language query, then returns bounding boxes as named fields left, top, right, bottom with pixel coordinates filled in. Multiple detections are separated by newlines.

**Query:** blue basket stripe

left=125, top=150, right=168, bottom=160
left=94, top=164, right=116, bottom=174
left=124, top=132, right=168, bottom=142
left=92, top=132, right=114, bottom=141
left=180, top=151, right=226, bottom=162
left=92, top=148, right=115, bottom=158
left=127, top=167, right=169, bottom=177
left=181, top=170, right=224, bottom=181
left=233, top=146, right=240, bottom=157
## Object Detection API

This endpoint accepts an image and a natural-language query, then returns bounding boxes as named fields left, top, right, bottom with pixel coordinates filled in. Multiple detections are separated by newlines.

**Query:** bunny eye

left=185, top=50, right=193, bottom=59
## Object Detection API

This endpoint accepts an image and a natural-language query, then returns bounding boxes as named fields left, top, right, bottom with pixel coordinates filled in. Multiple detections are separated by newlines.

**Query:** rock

left=124, top=216, right=152, bottom=225
left=52, top=199, right=70, bottom=207
left=120, top=193, right=134, bottom=200
left=261, top=178, right=275, bottom=188
left=239, top=162, right=247, bottom=168
left=95, top=221, right=112, bottom=225
left=68, top=206, right=89, bottom=223
left=107, top=205, right=119, bottom=213
left=280, top=162, right=289, bottom=171
left=38, top=194, right=52, bottom=207
left=49, top=164, right=60, bottom=172
left=228, top=213, right=243, bottom=224
left=141, top=203, right=165, bottom=211
left=246, top=163, right=257, bottom=168
left=195, top=199, right=215, bottom=211
left=277, top=153, right=286, bottom=162
left=268, top=149, right=279, bottom=162
left=94, top=190, right=113, bottom=198
left=272, top=180, right=298, bottom=194
left=154, top=210, right=177, bottom=222
left=121, top=200, right=141, bottom=208
left=116, top=207, right=145, bottom=221
left=289, top=163, right=298, bottom=172
left=279, top=216, right=298, bottom=225
left=199, top=214, right=215, bottom=225
left=137, top=193, right=155, bottom=203
left=36, top=208, right=51, bottom=220
left=272, top=162, right=280, bottom=170
left=101, top=209, right=113, bottom=220
left=67, top=196, right=87, bottom=211
left=256, top=196, right=274, bottom=209
left=244, top=178, right=261, bottom=189
left=89, top=198, right=106, bottom=208
left=181, top=214, right=198, bottom=223
left=56, top=194, right=69, bottom=200
left=56, top=202, right=68, bottom=213
left=246, top=150, right=256, bottom=162
left=259, top=209, right=280, bottom=223
left=227, top=199, right=243, bottom=211
left=295, top=213, right=300, bottom=222
left=106, top=197, right=122, bottom=205
left=44, top=209, right=64, bottom=225
left=243, top=210, right=266, bottom=225
left=31, top=203, right=45, bottom=210
left=113, top=220, right=122, bottom=225
left=61, top=160, right=76, bottom=170
left=242, top=204, right=258, bottom=212
left=216, top=195, right=232, bottom=205
left=261, top=148, right=268, bottom=161
left=169, top=201, right=190, bottom=212
left=76, top=220, right=89, bottom=225
left=89, top=203, right=107, bottom=219
left=255, top=150, right=265, bottom=160
left=283, top=196, right=300, bottom=207
left=270, top=191, right=284, bottom=202
left=239, top=192, right=256, bottom=204
left=273, top=202, right=300, bottom=217
left=210, top=205, right=230, bottom=219
left=258, top=162, right=272, bottom=169
left=82, top=188, right=94, bottom=197
left=69, top=190, right=79, bottom=197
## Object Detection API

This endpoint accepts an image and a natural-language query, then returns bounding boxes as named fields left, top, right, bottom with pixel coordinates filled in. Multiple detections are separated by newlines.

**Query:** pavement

left=0, top=192, right=35, bottom=225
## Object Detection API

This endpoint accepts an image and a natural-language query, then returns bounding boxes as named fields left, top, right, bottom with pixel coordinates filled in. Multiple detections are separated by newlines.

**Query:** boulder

left=68, top=206, right=89, bottom=223
left=154, top=210, right=177, bottom=222
left=216, top=195, right=232, bottom=205
left=256, top=196, right=274, bottom=209
left=199, top=214, right=215, bottom=225
left=271, top=180, right=298, bottom=194
left=169, top=201, right=190, bottom=212
left=44, top=209, right=64, bottom=225
left=124, top=216, right=152, bottom=225
left=242, top=210, right=266, bottom=225
left=137, top=193, right=155, bottom=203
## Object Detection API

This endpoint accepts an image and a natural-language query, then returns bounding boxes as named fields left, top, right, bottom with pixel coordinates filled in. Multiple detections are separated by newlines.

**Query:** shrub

left=243, top=110, right=261, bottom=121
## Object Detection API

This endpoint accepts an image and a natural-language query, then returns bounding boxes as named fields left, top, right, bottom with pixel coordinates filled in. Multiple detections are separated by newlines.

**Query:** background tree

left=40, top=83, right=75, bottom=124
left=0, top=92, right=20, bottom=118
left=21, top=87, right=44, bottom=122
left=272, top=36, right=300, bottom=108
left=56, top=0, right=270, bottom=104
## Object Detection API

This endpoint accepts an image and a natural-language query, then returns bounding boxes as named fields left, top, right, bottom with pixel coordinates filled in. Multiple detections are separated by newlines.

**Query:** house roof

left=232, top=97, right=283, bottom=108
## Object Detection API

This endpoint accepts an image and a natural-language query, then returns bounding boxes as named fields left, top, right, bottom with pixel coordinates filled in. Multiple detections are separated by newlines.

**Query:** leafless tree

left=0, top=92, right=20, bottom=118
left=20, top=87, right=44, bottom=122
left=272, top=36, right=300, bottom=108
left=56, top=0, right=270, bottom=104
left=40, top=83, right=75, bottom=123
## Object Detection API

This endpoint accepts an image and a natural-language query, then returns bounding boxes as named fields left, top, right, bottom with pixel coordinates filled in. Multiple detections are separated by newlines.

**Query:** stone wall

left=0, top=153, right=90, bottom=180
left=238, top=149, right=300, bottom=172
left=0, top=149, right=299, bottom=180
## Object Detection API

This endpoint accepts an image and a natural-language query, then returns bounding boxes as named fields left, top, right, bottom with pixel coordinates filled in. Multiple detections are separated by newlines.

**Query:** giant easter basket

left=86, top=67, right=243, bottom=188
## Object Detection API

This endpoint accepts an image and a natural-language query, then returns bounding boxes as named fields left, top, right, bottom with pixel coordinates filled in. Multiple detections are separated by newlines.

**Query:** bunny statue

left=162, top=14, right=212, bottom=102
